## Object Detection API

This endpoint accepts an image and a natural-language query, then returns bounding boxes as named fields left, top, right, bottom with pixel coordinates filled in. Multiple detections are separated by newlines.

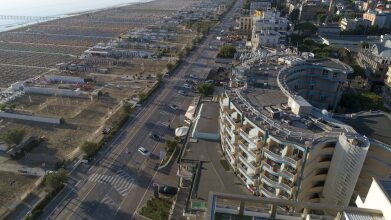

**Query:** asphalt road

left=38, top=1, right=242, bottom=220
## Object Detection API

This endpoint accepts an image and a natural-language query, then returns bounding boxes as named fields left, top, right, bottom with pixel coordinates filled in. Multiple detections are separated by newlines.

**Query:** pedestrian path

left=88, top=169, right=134, bottom=197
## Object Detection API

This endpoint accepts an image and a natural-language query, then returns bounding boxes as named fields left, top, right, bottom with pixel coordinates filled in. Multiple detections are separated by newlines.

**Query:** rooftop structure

left=219, top=49, right=391, bottom=208
left=208, top=191, right=386, bottom=220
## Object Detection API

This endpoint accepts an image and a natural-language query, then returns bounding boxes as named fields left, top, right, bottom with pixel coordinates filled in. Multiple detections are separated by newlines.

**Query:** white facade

left=251, top=10, right=288, bottom=49
left=356, top=178, right=391, bottom=220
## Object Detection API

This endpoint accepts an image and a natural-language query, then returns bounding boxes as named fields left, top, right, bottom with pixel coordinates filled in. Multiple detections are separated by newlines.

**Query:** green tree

left=294, top=22, right=318, bottom=36
left=2, top=128, right=25, bottom=147
left=316, top=13, right=327, bottom=24
left=197, top=83, right=215, bottom=96
left=45, top=168, right=68, bottom=190
left=218, top=45, right=236, bottom=58
left=289, top=9, right=300, bottom=23
left=242, top=0, right=251, bottom=10
left=166, top=63, right=175, bottom=71
left=165, top=140, right=178, bottom=151
left=358, top=41, right=369, bottom=49
left=80, top=141, right=99, bottom=158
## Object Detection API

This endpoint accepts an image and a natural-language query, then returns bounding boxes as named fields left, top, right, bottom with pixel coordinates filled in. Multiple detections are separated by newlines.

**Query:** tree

left=294, top=22, right=318, bottom=36
left=80, top=141, right=99, bottom=158
left=2, top=128, right=25, bottom=147
left=166, top=63, right=175, bottom=71
left=316, top=13, right=327, bottom=24
left=218, top=45, right=236, bottom=58
left=197, top=83, right=215, bottom=96
left=45, top=168, right=68, bottom=190
left=165, top=140, right=178, bottom=151
left=358, top=41, right=369, bottom=49
left=289, top=9, right=300, bottom=23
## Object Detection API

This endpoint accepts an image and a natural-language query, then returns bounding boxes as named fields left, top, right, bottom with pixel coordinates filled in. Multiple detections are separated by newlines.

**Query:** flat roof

left=341, top=113, right=391, bottom=146
left=377, top=179, right=391, bottom=202
left=193, top=102, right=220, bottom=134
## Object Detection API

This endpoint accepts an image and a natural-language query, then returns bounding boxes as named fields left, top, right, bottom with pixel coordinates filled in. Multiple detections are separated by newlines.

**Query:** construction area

left=0, top=0, right=233, bottom=215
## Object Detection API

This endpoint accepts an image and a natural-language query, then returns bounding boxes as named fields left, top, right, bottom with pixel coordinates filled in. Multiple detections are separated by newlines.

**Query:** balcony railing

left=225, top=137, right=237, bottom=154
left=238, top=165, right=254, bottom=181
left=239, top=128, right=259, bottom=147
left=260, top=187, right=277, bottom=198
left=262, top=161, right=295, bottom=182
left=226, top=114, right=237, bottom=128
left=238, top=154, right=259, bottom=174
left=238, top=141, right=256, bottom=159
left=263, top=147, right=297, bottom=168
left=280, top=170, right=295, bottom=182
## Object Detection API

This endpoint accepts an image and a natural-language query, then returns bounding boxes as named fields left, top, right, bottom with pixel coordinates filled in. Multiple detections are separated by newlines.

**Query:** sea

left=0, top=0, right=147, bottom=32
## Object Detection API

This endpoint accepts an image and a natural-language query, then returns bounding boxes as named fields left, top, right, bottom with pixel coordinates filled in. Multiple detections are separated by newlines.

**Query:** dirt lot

left=0, top=171, right=39, bottom=214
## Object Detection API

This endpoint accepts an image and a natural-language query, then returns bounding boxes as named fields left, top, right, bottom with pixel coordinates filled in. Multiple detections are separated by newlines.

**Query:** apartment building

left=219, top=51, right=391, bottom=207
left=363, top=9, right=391, bottom=28
left=238, top=16, right=253, bottom=33
left=251, top=10, right=288, bottom=48
left=339, top=17, right=370, bottom=31
left=356, top=40, right=391, bottom=82
left=249, top=0, right=272, bottom=14
left=208, top=191, right=386, bottom=220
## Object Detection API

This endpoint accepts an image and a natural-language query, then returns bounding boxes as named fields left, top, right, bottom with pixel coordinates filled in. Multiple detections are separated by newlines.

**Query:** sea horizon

left=0, top=0, right=150, bottom=32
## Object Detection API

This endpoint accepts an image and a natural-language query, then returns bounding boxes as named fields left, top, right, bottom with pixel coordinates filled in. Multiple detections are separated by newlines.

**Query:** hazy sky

left=0, top=0, right=146, bottom=16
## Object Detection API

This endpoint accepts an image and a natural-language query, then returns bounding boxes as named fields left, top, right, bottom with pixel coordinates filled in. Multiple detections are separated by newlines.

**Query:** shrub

left=2, top=128, right=25, bottom=147
left=44, top=168, right=68, bottom=191
left=197, top=83, right=215, bottom=96
left=218, top=45, right=236, bottom=58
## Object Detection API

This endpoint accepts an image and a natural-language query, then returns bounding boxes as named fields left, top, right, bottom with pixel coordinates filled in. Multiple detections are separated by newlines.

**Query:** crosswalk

left=101, top=195, right=116, bottom=207
left=88, top=169, right=134, bottom=197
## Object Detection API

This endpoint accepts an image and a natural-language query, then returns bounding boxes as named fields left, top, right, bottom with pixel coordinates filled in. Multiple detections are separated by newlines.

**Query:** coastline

left=0, top=0, right=153, bottom=33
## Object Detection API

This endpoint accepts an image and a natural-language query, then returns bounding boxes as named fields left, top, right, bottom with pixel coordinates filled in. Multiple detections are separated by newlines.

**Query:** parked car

left=149, top=133, right=161, bottom=141
left=169, top=104, right=178, bottom=110
left=102, top=127, right=111, bottom=134
left=183, top=84, right=191, bottom=89
left=138, top=147, right=151, bottom=157
left=189, top=74, right=198, bottom=79
left=159, top=185, right=178, bottom=195
left=178, top=90, right=187, bottom=95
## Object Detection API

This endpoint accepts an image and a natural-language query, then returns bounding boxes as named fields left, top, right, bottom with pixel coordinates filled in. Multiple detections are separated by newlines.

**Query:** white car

left=184, top=84, right=192, bottom=89
left=178, top=90, right=187, bottom=95
left=138, top=147, right=151, bottom=157
left=189, top=74, right=198, bottom=79
left=169, top=104, right=178, bottom=110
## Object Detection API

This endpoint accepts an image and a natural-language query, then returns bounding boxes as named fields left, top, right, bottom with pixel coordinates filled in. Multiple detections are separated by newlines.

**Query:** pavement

left=4, top=1, right=244, bottom=220
left=0, top=162, right=46, bottom=176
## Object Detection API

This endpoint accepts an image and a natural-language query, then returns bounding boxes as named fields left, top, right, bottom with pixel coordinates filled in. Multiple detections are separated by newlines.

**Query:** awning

left=185, top=105, right=196, bottom=121
left=175, top=126, right=189, bottom=137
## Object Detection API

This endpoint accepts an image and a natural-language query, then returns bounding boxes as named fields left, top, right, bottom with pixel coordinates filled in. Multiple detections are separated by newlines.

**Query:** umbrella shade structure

left=175, top=126, right=189, bottom=137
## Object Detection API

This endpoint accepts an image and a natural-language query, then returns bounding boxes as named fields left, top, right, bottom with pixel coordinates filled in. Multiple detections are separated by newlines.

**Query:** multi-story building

left=208, top=191, right=386, bottom=220
left=363, top=9, right=391, bottom=28
left=356, top=40, right=391, bottom=82
left=249, top=0, right=272, bottom=15
left=339, top=17, right=370, bottom=31
left=219, top=51, right=391, bottom=207
left=251, top=10, right=288, bottom=48
left=238, top=16, right=253, bottom=33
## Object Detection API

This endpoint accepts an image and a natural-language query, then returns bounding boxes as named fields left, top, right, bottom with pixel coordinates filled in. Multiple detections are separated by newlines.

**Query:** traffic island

left=139, top=197, right=172, bottom=220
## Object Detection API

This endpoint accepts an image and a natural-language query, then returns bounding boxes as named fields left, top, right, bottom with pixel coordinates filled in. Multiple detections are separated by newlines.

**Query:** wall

left=24, top=87, right=85, bottom=97
left=0, top=112, right=60, bottom=124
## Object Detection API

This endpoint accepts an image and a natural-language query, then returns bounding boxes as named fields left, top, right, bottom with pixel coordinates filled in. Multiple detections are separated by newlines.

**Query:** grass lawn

left=214, top=213, right=252, bottom=220
left=140, top=197, right=172, bottom=220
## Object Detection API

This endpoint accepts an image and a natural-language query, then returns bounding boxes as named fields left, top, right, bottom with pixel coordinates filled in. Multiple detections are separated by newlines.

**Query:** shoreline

left=0, top=0, right=154, bottom=33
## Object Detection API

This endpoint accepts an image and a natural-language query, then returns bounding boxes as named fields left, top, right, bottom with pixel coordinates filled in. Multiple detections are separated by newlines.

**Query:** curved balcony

left=260, top=186, right=277, bottom=198
left=226, top=114, right=240, bottom=128
left=225, top=137, right=237, bottom=155
left=261, top=175, right=293, bottom=194
left=238, top=165, right=255, bottom=183
left=238, top=141, right=257, bottom=159
left=263, top=147, right=298, bottom=168
left=239, top=128, right=260, bottom=147
left=262, top=161, right=295, bottom=182
left=238, top=154, right=259, bottom=174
